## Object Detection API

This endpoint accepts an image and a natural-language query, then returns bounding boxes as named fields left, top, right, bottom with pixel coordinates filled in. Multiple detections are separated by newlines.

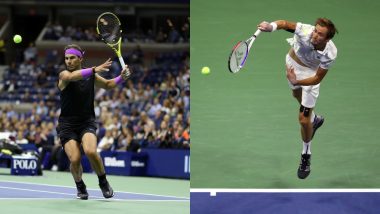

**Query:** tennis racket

left=228, top=29, right=261, bottom=73
left=96, top=12, right=128, bottom=74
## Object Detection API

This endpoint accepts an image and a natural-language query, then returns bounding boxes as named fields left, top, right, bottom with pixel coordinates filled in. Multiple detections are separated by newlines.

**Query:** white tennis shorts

left=285, top=54, right=320, bottom=108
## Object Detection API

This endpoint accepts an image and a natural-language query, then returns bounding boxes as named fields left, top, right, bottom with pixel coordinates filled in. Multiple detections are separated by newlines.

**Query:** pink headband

left=65, top=48, right=83, bottom=58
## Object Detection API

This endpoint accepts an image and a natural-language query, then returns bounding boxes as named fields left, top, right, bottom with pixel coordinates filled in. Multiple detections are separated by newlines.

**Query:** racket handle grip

left=118, top=56, right=126, bottom=68
left=247, top=29, right=262, bottom=51
left=118, top=56, right=131, bottom=76
left=254, top=29, right=261, bottom=37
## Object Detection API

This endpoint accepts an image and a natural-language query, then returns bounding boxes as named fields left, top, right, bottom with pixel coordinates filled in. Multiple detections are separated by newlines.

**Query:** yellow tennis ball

left=13, top=35, right=22, bottom=43
left=201, top=66, right=210, bottom=75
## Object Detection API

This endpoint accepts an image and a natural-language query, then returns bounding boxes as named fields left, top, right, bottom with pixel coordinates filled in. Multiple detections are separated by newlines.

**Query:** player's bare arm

left=58, top=58, right=112, bottom=90
left=95, top=65, right=131, bottom=89
left=286, top=66, right=328, bottom=86
left=257, top=20, right=296, bottom=32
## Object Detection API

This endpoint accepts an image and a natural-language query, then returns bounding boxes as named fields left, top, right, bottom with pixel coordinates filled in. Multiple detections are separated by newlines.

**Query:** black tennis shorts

left=56, top=116, right=97, bottom=145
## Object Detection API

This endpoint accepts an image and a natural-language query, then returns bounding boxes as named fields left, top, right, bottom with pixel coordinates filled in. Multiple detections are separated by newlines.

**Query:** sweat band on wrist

left=81, top=68, right=93, bottom=78
left=270, top=22, right=278, bottom=32
left=115, top=75, right=124, bottom=85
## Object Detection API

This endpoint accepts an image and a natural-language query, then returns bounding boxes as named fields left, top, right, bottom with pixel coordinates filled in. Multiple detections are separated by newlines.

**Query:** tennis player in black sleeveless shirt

left=57, top=44, right=130, bottom=199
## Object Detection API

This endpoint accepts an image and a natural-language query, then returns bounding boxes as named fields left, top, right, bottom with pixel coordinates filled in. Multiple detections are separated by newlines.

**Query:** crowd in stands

left=0, top=45, right=190, bottom=170
left=43, top=21, right=190, bottom=43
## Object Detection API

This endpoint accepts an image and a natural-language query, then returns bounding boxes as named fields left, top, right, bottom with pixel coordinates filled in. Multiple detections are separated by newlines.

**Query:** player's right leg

left=311, top=115, right=324, bottom=139
left=64, top=140, right=88, bottom=200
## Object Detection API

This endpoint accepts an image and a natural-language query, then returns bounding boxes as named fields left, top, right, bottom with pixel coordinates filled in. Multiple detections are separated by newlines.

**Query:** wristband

left=114, top=75, right=124, bottom=85
left=80, top=68, right=93, bottom=78
left=270, top=22, right=278, bottom=32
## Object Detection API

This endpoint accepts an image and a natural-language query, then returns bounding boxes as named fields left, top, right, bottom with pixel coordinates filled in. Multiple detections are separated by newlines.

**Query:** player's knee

left=299, top=105, right=311, bottom=125
left=84, top=149, right=97, bottom=158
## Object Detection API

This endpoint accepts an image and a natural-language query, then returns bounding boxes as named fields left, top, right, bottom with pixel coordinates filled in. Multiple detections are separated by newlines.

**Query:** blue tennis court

left=0, top=180, right=187, bottom=201
left=0, top=168, right=189, bottom=214
left=191, top=190, right=380, bottom=214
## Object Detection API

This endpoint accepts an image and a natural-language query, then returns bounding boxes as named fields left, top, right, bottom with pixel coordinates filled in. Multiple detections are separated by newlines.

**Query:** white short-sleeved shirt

left=287, top=22, right=337, bottom=71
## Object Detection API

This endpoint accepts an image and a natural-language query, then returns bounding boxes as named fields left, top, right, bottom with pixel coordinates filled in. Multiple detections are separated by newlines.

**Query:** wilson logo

left=104, top=157, right=125, bottom=167
left=131, top=161, right=145, bottom=167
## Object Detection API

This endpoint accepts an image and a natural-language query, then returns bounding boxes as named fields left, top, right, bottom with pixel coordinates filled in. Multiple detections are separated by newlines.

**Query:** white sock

left=302, top=141, right=312, bottom=154
left=310, top=111, right=315, bottom=123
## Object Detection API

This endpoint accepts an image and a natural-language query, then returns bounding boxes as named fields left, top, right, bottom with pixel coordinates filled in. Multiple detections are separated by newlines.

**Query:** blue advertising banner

left=81, top=149, right=189, bottom=179
left=11, top=155, right=39, bottom=175
left=99, top=151, right=147, bottom=176
left=143, top=149, right=190, bottom=179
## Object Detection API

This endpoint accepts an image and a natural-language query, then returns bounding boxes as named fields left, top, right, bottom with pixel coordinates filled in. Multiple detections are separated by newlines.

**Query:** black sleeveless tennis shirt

left=59, top=72, right=95, bottom=118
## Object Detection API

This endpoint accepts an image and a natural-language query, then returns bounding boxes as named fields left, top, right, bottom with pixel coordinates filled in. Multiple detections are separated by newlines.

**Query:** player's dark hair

left=315, top=18, right=338, bottom=39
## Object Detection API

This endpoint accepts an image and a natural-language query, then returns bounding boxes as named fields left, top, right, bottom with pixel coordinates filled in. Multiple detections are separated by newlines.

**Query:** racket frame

left=96, top=12, right=127, bottom=69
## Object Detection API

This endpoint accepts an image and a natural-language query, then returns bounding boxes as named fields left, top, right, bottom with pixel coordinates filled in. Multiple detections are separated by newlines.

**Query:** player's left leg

left=299, top=106, right=313, bottom=143
left=297, top=105, right=313, bottom=179
left=82, top=133, right=114, bottom=198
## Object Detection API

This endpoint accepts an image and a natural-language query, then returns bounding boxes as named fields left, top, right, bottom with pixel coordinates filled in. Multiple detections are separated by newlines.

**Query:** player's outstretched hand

left=95, top=58, right=112, bottom=73
left=121, top=65, right=131, bottom=80
left=257, top=21, right=273, bottom=32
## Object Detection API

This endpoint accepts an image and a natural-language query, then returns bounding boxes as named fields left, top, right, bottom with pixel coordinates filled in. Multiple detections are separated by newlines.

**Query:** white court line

left=0, top=197, right=189, bottom=202
left=0, top=186, right=188, bottom=202
left=191, top=188, right=380, bottom=193
left=0, top=180, right=189, bottom=200
left=0, top=186, right=103, bottom=199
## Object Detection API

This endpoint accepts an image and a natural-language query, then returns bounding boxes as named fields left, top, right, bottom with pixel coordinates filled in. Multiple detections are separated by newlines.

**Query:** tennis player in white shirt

left=258, top=18, right=338, bottom=179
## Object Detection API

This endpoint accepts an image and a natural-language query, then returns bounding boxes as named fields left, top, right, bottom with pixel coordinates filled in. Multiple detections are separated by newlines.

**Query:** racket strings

left=97, top=14, right=121, bottom=44
left=228, top=42, right=248, bottom=73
